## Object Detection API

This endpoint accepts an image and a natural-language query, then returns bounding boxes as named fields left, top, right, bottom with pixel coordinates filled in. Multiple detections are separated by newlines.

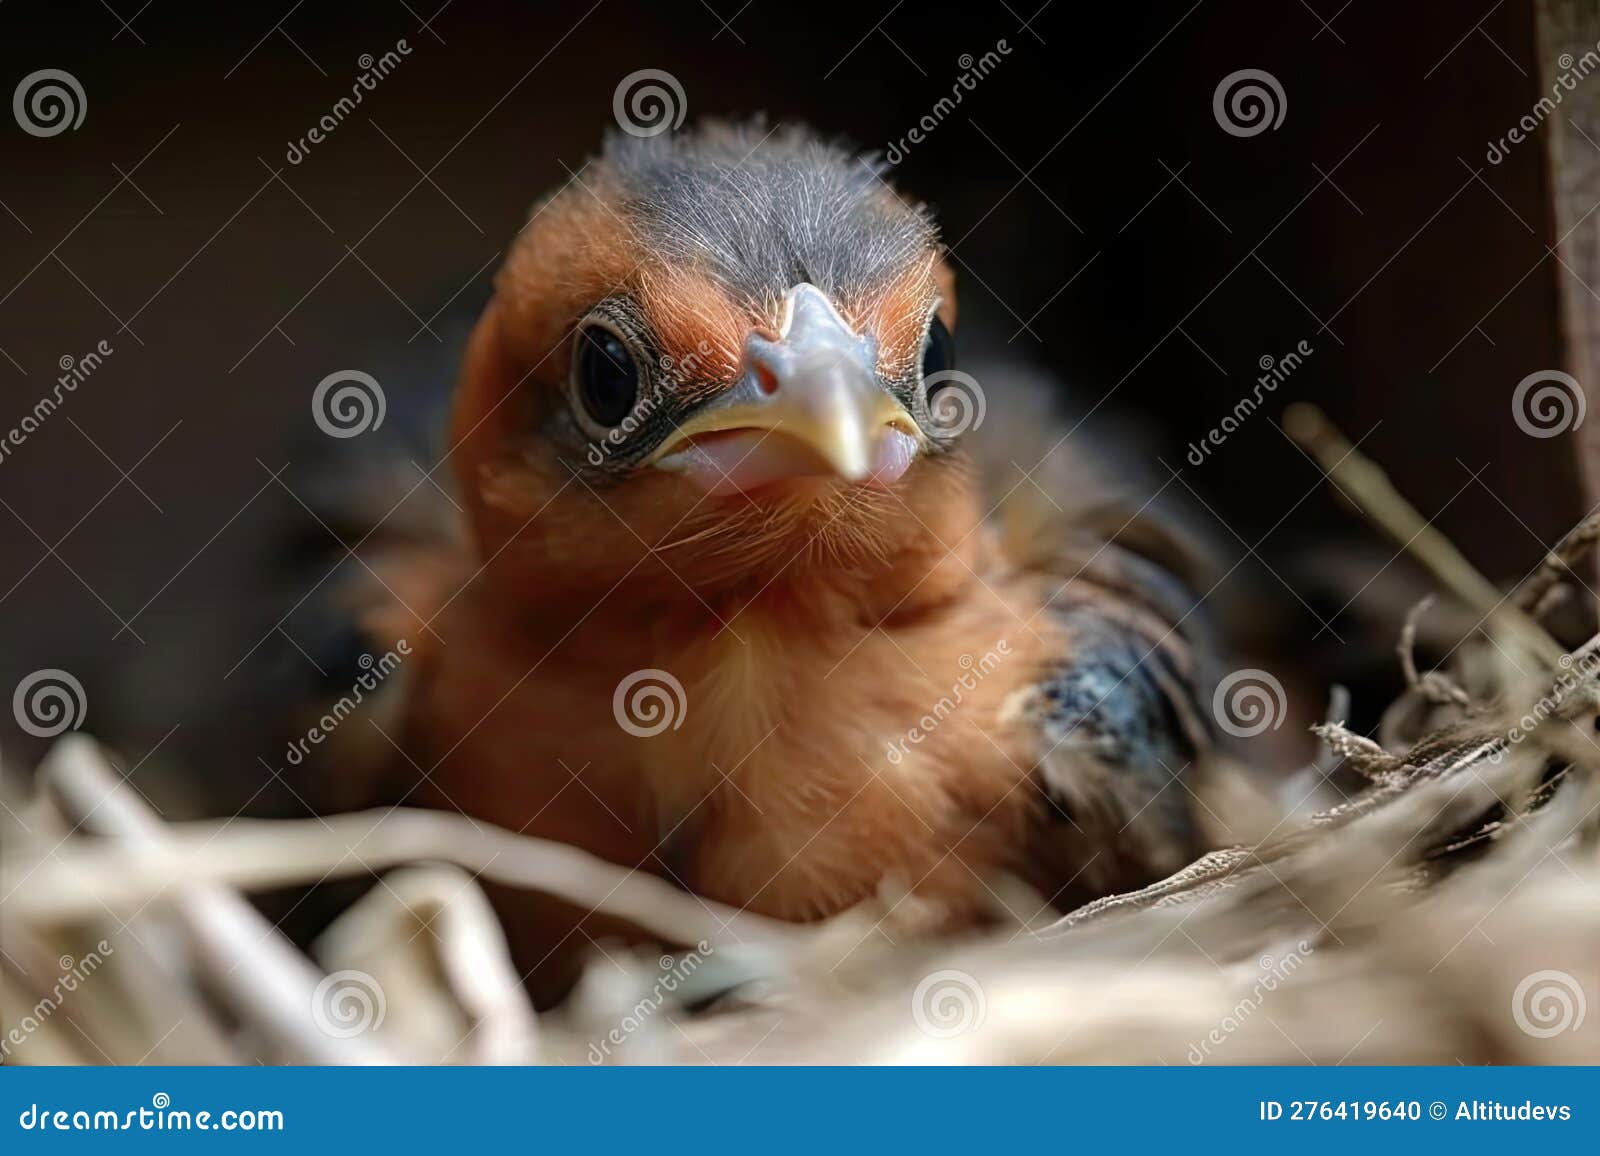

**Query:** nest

left=3, top=408, right=1598, bottom=1065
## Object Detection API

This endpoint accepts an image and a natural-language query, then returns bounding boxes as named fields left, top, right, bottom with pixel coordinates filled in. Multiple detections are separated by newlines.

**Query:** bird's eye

left=572, top=323, right=640, bottom=429
left=921, top=314, right=955, bottom=388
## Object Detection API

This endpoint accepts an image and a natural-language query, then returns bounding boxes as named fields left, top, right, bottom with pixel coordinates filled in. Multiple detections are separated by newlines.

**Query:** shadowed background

left=0, top=0, right=1586, bottom=787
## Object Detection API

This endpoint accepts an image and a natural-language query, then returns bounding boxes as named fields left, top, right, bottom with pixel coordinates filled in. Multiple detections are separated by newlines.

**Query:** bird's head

left=452, top=123, right=975, bottom=601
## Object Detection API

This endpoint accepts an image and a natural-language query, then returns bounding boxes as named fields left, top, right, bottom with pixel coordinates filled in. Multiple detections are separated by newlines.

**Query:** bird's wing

left=1010, top=543, right=1215, bottom=894
left=260, top=319, right=477, bottom=812
left=971, top=360, right=1219, bottom=893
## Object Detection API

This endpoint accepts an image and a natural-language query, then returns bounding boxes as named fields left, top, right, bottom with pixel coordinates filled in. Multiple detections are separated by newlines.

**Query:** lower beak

left=648, top=284, right=921, bottom=492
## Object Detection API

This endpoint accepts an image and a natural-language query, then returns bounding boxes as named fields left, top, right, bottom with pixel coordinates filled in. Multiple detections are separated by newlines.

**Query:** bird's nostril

left=754, top=362, right=780, bottom=395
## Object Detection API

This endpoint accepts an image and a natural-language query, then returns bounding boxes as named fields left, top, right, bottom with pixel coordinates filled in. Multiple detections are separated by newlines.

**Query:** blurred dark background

left=0, top=0, right=1590, bottom=786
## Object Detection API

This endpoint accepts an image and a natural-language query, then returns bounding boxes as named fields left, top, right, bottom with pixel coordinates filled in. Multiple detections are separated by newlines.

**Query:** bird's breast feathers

left=406, top=542, right=1083, bottom=922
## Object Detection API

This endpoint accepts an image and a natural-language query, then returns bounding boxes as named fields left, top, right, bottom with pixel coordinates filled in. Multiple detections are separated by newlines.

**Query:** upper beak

left=648, top=283, right=920, bottom=487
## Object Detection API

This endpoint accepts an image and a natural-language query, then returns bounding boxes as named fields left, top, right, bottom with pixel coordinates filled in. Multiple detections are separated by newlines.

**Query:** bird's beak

left=648, top=283, right=921, bottom=493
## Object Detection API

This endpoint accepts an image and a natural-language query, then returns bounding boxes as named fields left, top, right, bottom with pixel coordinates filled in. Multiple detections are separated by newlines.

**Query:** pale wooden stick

left=1516, top=509, right=1600, bottom=612
left=1309, top=723, right=1405, bottom=780
left=9, top=765, right=798, bottom=953
left=313, top=865, right=540, bottom=1064
left=38, top=736, right=393, bottom=1065
left=1397, top=595, right=1471, bottom=706
left=1315, top=684, right=1353, bottom=774
left=1284, top=404, right=1562, bottom=668
left=1, top=793, right=238, bottom=1065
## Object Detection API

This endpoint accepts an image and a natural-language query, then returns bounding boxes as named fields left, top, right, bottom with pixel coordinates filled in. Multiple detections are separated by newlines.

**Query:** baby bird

left=354, top=123, right=1214, bottom=997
